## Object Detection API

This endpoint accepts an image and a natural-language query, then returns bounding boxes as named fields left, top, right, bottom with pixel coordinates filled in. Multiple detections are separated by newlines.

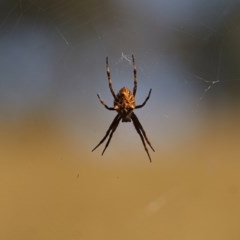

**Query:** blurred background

left=0, top=0, right=240, bottom=239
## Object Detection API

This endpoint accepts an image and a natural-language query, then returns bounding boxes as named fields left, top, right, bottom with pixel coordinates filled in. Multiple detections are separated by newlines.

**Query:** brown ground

left=0, top=112, right=240, bottom=240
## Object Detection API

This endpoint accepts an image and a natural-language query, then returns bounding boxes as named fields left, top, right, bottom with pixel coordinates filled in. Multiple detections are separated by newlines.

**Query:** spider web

left=0, top=0, right=239, bottom=148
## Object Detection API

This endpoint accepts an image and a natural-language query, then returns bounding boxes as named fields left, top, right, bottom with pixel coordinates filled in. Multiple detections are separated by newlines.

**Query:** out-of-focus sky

left=0, top=0, right=239, bottom=146
left=0, top=0, right=240, bottom=239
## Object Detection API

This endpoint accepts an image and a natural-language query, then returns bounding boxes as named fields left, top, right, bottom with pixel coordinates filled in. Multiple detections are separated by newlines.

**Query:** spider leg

left=131, top=114, right=152, bottom=162
left=101, top=114, right=121, bottom=155
left=92, top=114, right=120, bottom=152
left=132, top=54, right=137, bottom=96
left=135, top=89, right=152, bottom=109
left=106, top=57, right=117, bottom=100
left=97, top=94, right=115, bottom=110
left=132, top=112, right=155, bottom=152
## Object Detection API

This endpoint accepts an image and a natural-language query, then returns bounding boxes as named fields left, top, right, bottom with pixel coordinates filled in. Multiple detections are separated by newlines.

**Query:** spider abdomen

left=114, top=87, right=135, bottom=122
left=114, top=87, right=135, bottom=109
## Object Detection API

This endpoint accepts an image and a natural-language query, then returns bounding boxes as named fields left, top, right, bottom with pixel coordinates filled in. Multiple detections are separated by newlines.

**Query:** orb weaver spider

left=92, top=55, right=155, bottom=162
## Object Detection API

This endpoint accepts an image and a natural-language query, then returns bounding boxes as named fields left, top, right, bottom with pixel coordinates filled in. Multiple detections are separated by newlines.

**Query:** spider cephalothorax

left=92, top=55, right=155, bottom=162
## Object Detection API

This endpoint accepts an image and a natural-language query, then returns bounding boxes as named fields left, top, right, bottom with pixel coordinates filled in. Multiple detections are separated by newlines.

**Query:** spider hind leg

left=101, top=115, right=121, bottom=155
left=131, top=112, right=155, bottom=162
left=92, top=114, right=121, bottom=154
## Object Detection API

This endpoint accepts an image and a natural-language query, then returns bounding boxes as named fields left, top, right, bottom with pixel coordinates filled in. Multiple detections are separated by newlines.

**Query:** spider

left=92, top=55, right=155, bottom=162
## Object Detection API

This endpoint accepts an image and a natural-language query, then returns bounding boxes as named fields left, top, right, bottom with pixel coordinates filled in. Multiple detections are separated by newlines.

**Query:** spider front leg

left=97, top=94, right=115, bottom=110
left=106, top=57, right=117, bottom=100
left=132, top=54, right=137, bottom=96
left=135, top=89, right=152, bottom=109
